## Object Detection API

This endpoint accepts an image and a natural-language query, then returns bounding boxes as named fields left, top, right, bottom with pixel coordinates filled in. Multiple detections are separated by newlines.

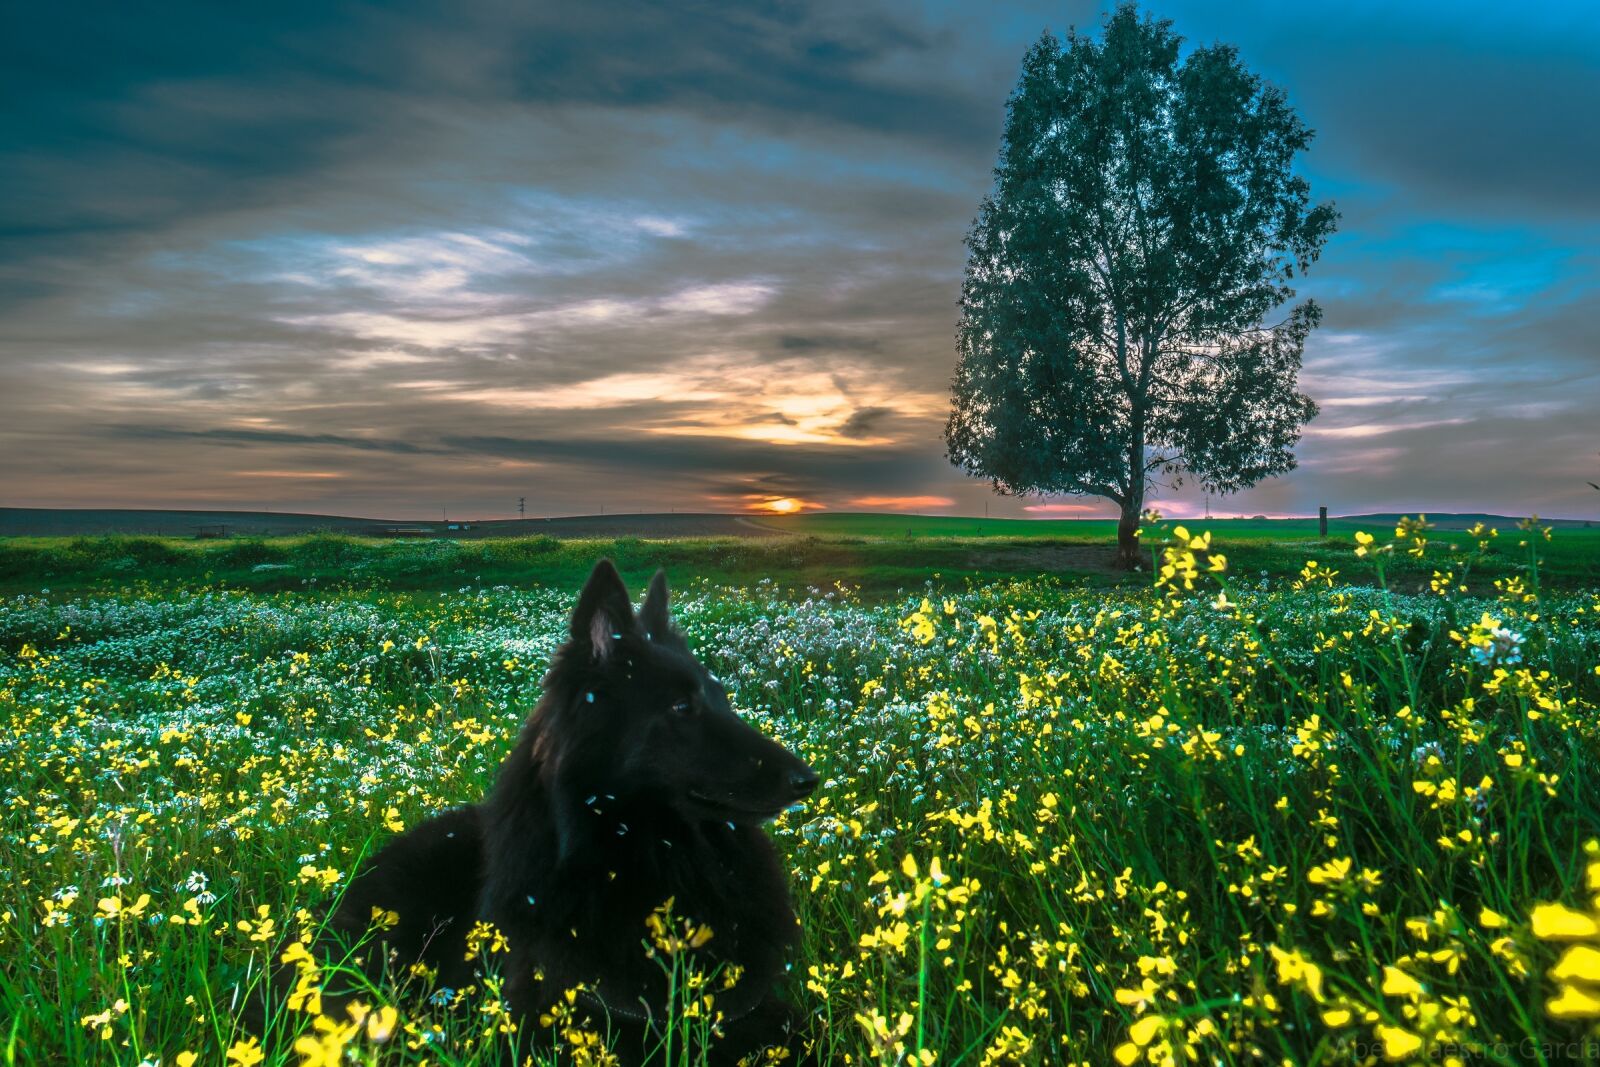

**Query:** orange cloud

left=1022, top=502, right=1100, bottom=514
left=233, top=470, right=346, bottom=479
left=849, top=495, right=954, bottom=510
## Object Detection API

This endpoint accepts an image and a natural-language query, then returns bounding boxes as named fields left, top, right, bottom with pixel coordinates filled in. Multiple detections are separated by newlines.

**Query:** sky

left=2, top=0, right=1596, bottom=521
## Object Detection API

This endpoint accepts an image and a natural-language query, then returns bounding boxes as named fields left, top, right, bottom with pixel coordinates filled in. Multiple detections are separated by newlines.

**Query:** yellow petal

left=1531, top=902, right=1600, bottom=940
left=1128, top=1015, right=1164, bottom=1046
left=1380, top=966, right=1423, bottom=997
left=1549, top=983, right=1600, bottom=1018
left=1376, top=1024, right=1423, bottom=1059
left=1552, top=944, right=1600, bottom=984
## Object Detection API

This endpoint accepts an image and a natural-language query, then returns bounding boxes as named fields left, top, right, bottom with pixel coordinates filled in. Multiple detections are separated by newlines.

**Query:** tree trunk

left=1116, top=500, right=1143, bottom=571
left=1117, top=403, right=1147, bottom=571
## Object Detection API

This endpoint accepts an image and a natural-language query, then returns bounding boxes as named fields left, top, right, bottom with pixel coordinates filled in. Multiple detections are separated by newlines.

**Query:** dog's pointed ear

left=571, top=559, right=634, bottom=659
left=640, top=568, right=670, bottom=638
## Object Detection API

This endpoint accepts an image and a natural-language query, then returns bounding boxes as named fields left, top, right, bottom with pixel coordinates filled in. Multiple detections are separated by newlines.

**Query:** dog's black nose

left=789, top=769, right=820, bottom=798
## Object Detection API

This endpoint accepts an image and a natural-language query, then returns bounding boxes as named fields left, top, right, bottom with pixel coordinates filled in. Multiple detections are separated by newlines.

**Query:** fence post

left=1319, top=506, right=1328, bottom=537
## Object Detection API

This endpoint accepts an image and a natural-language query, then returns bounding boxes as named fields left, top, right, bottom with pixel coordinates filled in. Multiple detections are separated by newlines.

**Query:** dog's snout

left=789, top=768, right=820, bottom=799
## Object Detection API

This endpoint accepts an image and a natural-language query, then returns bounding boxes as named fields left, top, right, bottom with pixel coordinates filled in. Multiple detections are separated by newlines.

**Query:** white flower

left=1470, top=627, right=1525, bottom=666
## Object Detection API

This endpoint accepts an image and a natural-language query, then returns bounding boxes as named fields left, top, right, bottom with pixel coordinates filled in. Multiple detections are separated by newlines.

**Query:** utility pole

left=518, top=497, right=525, bottom=519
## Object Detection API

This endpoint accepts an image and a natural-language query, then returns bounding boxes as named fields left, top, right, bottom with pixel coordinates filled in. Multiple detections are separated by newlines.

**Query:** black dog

left=273, top=560, right=819, bottom=1064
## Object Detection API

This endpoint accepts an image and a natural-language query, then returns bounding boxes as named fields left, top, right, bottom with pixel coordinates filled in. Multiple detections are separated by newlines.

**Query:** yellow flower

left=1306, top=857, right=1352, bottom=885
left=1551, top=944, right=1600, bottom=984
left=226, top=1037, right=266, bottom=1066
left=1531, top=903, right=1600, bottom=940
left=1548, top=984, right=1600, bottom=1018
left=1380, top=965, right=1423, bottom=997
left=1268, top=945, right=1325, bottom=1002
left=1128, top=1014, right=1165, bottom=1046
left=359, top=1003, right=399, bottom=1042
left=96, top=893, right=151, bottom=920
left=1375, top=1024, right=1423, bottom=1059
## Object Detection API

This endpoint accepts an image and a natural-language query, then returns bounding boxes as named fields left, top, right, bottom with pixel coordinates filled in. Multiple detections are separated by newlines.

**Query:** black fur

left=265, top=561, right=819, bottom=1064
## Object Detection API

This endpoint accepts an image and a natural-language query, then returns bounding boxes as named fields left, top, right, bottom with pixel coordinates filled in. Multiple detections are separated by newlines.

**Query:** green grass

left=1, top=538, right=1599, bottom=1064
left=2, top=516, right=1596, bottom=598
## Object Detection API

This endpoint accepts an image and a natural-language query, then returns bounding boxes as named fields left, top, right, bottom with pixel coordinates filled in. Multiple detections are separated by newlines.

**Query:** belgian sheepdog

left=266, top=560, right=819, bottom=1063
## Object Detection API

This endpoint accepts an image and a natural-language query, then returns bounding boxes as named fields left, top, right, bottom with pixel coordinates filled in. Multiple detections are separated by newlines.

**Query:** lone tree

left=946, top=4, right=1337, bottom=568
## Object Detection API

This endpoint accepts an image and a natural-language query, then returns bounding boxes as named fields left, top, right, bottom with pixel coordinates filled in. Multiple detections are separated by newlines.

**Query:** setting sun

left=759, top=497, right=804, bottom=513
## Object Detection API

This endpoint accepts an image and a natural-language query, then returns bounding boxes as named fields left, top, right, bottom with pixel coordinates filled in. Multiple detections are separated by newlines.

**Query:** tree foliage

left=946, top=3, right=1337, bottom=564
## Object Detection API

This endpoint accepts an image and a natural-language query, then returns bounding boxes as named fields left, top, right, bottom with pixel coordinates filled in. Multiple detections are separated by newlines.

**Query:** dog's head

left=535, top=560, right=818, bottom=835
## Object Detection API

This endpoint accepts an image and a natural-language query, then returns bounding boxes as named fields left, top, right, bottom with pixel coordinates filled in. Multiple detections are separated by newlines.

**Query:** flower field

left=3, top=524, right=1600, bottom=1065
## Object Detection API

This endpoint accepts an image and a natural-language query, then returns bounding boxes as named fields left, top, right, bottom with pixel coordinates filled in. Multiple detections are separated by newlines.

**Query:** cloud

left=1022, top=503, right=1101, bottom=514
left=837, top=406, right=895, bottom=439
left=0, top=0, right=1594, bottom=519
left=106, top=426, right=452, bottom=456
left=776, top=333, right=884, bottom=353
left=852, top=495, right=954, bottom=510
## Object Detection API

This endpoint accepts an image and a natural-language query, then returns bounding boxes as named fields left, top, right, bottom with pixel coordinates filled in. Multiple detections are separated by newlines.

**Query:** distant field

left=2, top=514, right=1596, bottom=596
left=755, top=510, right=1599, bottom=539
left=0, top=507, right=781, bottom=539
left=7, top=506, right=1594, bottom=541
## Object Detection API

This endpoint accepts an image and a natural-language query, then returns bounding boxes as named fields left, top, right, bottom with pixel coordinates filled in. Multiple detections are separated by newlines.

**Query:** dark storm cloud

left=0, top=0, right=1594, bottom=519
left=837, top=407, right=896, bottom=439
left=0, top=0, right=985, bottom=245
left=498, top=1, right=993, bottom=146
left=777, top=334, right=885, bottom=354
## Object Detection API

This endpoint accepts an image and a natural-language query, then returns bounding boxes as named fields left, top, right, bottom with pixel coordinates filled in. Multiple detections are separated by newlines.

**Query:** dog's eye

left=669, top=698, right=695, bottom=717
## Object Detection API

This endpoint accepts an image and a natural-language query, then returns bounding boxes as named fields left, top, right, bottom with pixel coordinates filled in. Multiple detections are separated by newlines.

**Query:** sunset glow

left=1022, top=503, right=1103, bottom=514
left=851, top=495, right=956, bottom=510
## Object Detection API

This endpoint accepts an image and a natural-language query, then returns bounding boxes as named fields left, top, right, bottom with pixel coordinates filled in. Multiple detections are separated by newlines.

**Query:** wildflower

left=225, top=1037, right=265, bottom=1066
left=96, top=894, right=151, bottom=922
left=1530, top=842, right=1600, bottom=1017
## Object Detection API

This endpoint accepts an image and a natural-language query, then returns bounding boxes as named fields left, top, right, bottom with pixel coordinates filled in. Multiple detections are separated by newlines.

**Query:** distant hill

left=1336, top=513, right=1594, bottom=530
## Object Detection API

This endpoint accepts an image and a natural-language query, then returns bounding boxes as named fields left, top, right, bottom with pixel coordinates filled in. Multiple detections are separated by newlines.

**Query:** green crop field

left=3, top=520, right=1600, bottom=1064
